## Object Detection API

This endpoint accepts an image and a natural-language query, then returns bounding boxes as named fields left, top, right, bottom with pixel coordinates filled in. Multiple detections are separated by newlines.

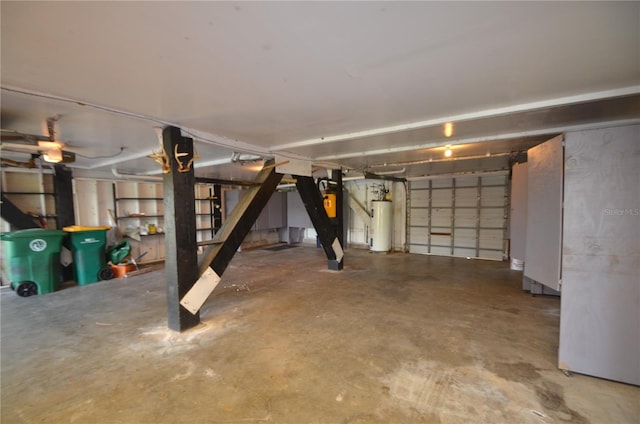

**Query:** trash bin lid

left=63, top=225, right=111, bottom=232
left=0, top=228, right=66, bottom=240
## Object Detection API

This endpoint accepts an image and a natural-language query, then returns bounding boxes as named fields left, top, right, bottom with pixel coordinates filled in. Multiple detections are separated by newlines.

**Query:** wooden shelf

left=111, top=181, right=223, bottom=263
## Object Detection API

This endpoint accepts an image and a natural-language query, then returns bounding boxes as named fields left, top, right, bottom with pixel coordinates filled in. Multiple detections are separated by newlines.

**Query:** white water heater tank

left=370, top=200, right=393, bottom=252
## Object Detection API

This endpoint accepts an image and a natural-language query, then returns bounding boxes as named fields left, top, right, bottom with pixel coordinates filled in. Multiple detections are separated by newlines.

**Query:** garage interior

left=1, top=2, right=639, bottom=423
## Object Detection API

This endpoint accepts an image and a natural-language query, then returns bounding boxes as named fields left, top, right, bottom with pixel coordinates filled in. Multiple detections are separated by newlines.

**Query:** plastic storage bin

left=63, top=226, right=112, bottom=285
left=0, top=228, right=66, bottom=296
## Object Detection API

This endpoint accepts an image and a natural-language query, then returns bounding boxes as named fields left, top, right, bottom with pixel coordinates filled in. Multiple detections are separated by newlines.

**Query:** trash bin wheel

left=16, top=281, right=38, bottom=297
left=98, top=266, right=115, bottom=281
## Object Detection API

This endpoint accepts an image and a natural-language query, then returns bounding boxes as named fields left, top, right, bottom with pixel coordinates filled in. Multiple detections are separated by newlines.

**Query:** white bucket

left=510, top=258, right=524, bottom=271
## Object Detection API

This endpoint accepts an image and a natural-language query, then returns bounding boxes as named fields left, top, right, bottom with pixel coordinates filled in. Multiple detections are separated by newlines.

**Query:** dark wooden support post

left=162, top=126, right=200, bottom=332
left=213, top=184, right=222, bottom=232
left=296, top=176, right=344, bottom=270
left=53, top=165, right=75, bottom=281
left=53, top=165, right=75, bottom=228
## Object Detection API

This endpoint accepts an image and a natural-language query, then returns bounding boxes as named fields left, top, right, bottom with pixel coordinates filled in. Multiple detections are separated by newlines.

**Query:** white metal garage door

left=408, top=172, right=508, bottom=260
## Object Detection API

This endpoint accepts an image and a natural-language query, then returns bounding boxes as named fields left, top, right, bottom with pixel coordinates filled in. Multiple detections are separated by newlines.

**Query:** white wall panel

left=509, top=162, right=528, bottom=262
left=73, top=179, right=98, bottom=226
left=524, top=135, right=563, bottom=291
left=559, top=125, right=640, bottom=385
left=73, top=178, right=115, bottom=227
left=345, top=183, right=368, bottom=246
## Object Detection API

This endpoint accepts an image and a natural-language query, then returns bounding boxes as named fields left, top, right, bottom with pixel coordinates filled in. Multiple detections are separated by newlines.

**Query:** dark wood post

left=53, top=165, right=75, bottom=228
left=162, top=126, right=200, bottom=331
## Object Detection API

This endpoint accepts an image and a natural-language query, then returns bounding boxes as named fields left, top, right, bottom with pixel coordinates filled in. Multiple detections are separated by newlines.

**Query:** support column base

left=168, top=307, right=200, bottom=332
left=328, top=260, right=344, bottom=271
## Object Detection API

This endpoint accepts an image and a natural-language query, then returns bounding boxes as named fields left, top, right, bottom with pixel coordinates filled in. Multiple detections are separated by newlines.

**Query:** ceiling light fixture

left=444, top=122, right=454, bottom=138
left=444, top=145, right=453, bottom=158
left=43, top=147, right=63, bottom=163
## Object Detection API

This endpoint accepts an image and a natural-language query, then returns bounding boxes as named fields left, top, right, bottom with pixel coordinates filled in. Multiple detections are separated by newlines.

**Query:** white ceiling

left=1, top=1, right=639, bottom=180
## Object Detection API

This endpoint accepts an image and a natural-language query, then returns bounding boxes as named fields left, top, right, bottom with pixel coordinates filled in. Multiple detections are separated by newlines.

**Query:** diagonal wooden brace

left=295, top=176, right=344, bottom=270
left=179, top=162, right=283, bottom=315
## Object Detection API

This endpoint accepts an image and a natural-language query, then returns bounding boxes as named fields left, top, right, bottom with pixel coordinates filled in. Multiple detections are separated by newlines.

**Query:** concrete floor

left=1, top=246, right=638, bottom=423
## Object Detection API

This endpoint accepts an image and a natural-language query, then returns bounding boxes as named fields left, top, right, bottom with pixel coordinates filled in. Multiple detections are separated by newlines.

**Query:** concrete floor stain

left=536, top=380, right=589, bottom=424
left=488, top=361, right=542, bottom=383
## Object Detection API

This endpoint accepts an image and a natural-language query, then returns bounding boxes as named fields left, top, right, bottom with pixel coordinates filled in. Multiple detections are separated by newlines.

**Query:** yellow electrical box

left=323, top=193, right=337, bottom=218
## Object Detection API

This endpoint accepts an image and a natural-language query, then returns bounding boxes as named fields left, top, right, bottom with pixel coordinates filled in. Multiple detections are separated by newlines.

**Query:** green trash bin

left=63, top=226, right=112, bottom=285
left=0, top=228, right=66, bottom=296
